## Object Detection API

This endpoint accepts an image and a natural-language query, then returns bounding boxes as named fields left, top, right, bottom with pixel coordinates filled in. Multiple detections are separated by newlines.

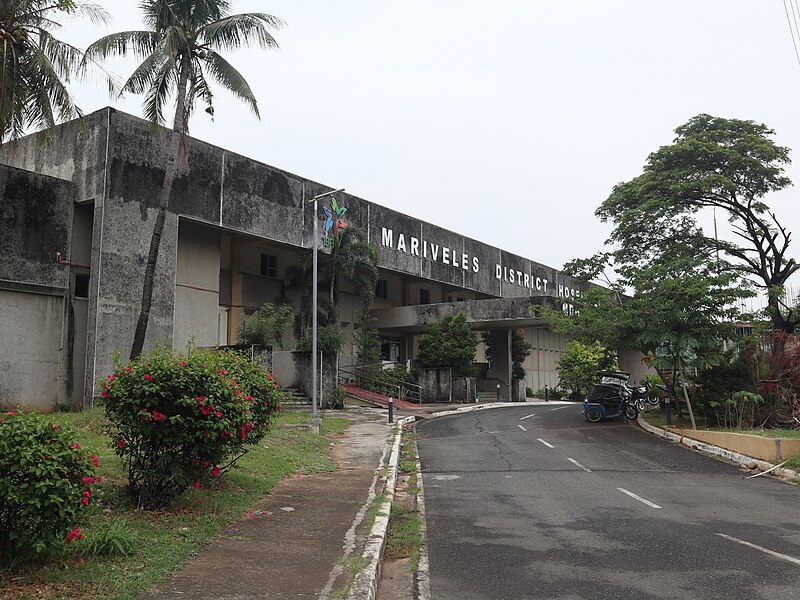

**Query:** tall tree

left=321, top=226, right=378, bottom=314
left=542, top=229, right=753, bottom=428
left=417, top=312, right=477, bottom=377
left=84, top=0, right=283, bottom=359
left=0, top=0, right=107, bottom=143
left=598, top=114, right=799, bottom=332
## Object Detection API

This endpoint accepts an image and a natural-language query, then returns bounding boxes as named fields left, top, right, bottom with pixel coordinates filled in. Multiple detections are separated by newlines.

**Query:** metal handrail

left=338, top=363, right=422, bottom=403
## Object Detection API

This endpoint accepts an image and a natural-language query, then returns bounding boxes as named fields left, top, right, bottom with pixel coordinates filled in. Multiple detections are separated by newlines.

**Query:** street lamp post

left=309, top=187, right=345, bottom=433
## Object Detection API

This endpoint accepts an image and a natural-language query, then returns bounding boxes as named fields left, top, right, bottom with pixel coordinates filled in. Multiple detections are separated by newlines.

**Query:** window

left=74, top=273, right=90, bottom=299
left=260, top=253, right=277, bottom=278
left=376, top=279, right=388, bottom=299
left=457, top=296, right=465, bottom=302
left=419, top=288, right=430, bottom=305
left=447, top=295, right=453, bottom=302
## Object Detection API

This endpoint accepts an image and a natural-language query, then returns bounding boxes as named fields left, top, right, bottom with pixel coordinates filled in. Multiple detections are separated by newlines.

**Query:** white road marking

left=520, top=413, right=537, bottom=420
left=518, top=424, right=527, bottom=432
left=617, top=487, right=662, bottom=509
left=716, top=534, right=800, bottom=567
left=567, top=457, right=591, bottom=472
left=550, top=406, right=570, bottom=411
left=537, top=438, right=554, bottom=448
left=431, top=475, right=461, bottom=481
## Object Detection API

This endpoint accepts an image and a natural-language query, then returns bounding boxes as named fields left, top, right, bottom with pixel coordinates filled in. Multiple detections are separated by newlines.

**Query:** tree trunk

left=130, top=54, right=191, bottom=360
left=654, top=364, right=684, bottom=425
left=677, top=355, right=697, bottom=430
left=130, top=130, right=182, bottom=360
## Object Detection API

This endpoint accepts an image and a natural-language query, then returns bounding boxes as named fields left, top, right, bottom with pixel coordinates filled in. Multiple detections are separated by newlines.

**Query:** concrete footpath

left=141, top=407, right=396, bottom=600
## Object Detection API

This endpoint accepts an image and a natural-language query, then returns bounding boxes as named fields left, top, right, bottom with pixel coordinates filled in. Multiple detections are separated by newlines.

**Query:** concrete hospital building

left=0, top=108, right=640, bottom=410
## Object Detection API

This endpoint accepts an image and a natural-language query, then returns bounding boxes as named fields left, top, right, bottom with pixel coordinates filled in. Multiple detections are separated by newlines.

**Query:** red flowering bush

left=0, top=412, right=98, bottom=564
left=99, top=346, right=282, bottom=509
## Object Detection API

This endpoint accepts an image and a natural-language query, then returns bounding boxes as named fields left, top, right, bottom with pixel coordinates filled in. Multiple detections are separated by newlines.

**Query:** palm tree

left=321, top=226, right=378, bottom=313
left=84, top=0, right=283, bottom=359
left=0, top=0, right=107, bottom=143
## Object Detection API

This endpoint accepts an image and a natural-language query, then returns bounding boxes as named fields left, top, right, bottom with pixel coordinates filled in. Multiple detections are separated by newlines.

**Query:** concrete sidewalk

left=141, top=407, right=395, bottom=600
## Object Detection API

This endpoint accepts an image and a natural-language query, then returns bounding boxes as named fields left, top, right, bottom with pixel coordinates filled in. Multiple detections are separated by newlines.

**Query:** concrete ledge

left=637, top=415, right=799, bottom=480
left=349, top=416, right=415, bottom=600
left=664, top=427, right=800, bottom=462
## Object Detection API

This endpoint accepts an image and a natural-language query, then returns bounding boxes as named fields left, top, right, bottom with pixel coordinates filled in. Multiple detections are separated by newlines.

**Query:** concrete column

left=490, top=329, right=512, bottom=400
left=228, top=239, right=243, bottom=344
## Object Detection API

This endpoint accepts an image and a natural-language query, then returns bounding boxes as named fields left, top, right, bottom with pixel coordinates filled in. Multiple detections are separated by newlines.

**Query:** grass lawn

left=1, top=408, right=349, bottom=600
left=643, top=410, right=800, bottom=439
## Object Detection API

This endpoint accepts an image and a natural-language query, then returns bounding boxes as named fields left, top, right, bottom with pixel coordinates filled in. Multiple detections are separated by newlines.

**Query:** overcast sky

left=61, top=1, right=800, bottom=286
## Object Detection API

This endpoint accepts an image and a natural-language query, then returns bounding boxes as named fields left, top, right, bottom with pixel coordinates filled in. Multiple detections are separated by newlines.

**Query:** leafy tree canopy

left=417, top=312, right=477, bottom=376
left=597, top=114, right=798, bottom=331
left=556, top=341, right=618, bottom=399
left=0, top=1, right=108, bottom=143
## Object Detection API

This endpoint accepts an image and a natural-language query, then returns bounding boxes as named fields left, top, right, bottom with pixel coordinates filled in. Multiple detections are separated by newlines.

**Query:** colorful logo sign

left=322, top=197, right=348, bottom=248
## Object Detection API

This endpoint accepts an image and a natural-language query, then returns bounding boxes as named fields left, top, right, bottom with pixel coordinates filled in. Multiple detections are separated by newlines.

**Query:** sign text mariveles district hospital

left=380, top=227, right=578, bottom=298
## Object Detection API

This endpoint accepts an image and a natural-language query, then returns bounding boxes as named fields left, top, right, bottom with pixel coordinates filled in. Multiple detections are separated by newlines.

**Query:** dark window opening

left=420, top=288, right=430, bottom=305
left=457, top=296, right=465, bottom=302
left=376, top=279, right=388, bottom=299
left=75, top=273, right=90, bottom=299
left=447, top=295, right=453, bottom=302
left=260, top=253, right=277, bottom=278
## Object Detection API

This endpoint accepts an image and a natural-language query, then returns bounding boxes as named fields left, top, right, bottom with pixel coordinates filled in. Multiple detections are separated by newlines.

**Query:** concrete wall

left=0, top=290, right=63, bottom=409
left=0, top=165, right=78, bottom=409
left=672, top=429, right=800, bottom=462
left=419, top=368, right=452, bottom=402
left=452, top=377, right=477, bottom=403
left=174, top=220, right=221, bottom=350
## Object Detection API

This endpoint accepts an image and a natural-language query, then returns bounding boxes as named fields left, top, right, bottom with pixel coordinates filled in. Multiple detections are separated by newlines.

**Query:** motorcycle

left=583, top=372, right=642, bottom=422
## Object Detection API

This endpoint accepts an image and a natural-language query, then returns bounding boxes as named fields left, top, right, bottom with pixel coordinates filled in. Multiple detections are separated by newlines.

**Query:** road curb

left=348, top=416, right=415, bottom=600
left=637, top=414, right=799, bottom=480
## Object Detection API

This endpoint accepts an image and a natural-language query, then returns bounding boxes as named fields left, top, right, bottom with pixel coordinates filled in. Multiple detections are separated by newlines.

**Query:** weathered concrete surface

left=141, top=409, right=392, bottom=600
left=668, top=427, right=800, bottom=462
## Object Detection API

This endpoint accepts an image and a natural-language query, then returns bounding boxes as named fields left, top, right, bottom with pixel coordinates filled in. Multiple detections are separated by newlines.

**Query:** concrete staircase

left=282, top=388, right=312, bottom=410
left=477, top=390, right=500, bottom=403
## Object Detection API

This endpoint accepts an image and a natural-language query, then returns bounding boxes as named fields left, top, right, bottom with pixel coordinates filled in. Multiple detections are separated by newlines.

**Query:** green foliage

left=692, top=353, right=754, bottom=425
left=237, top=303, right=294, bottom=349
left=361, top=365, right=417, bottom=396
left=99, top=346, right=282, bottom=509
left=417, top=313, right=477, bottom=376
left=512, top=329, right=532, bottom=380
left=79, top=518, right=137, bottom=558
left=0, top=412, right=97, bottom=563
left=354, top=308, right=382, bottom=367
left=85, top=2, right=282, bottom=129
left=556, top=341, right=618, bottom=399
left=0, top=1, right=108, bottom=143
left=597, top=114, right=798, bottom=332
left=708, top=391, right=766, bottom=430
left=296, top=324, right=345, bottom=354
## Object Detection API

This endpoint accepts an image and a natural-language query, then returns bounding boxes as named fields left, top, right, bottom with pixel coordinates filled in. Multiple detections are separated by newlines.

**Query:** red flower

left=211, top=466, right=221, bottom=478
left=5, top=411, right=16, bottom=415
left=65, top=527, right=83, bottom=545
left=125, top=366, right=132, bottom=373
left=215, top=411, right=223, bottom=419
left=81, top=490, right=90, bottom=506
left=152, top=411, right=166, bottom=422
left=178, top=361, right=187, bottom=367
left=50, top=423, right=59, bottom=431
left=143, top=374, right=154, bottom=381
left=101, top=392, right=111, bottom=398
left=267, top=373, right=274, bottom=381
left=107, top=374, right=117, bottom=380
left=117, top=438, right=126, bottom=449
left=82, top=476, right=96, bottom=485
left=194, top=481, right=202, bottom=489
left=217, top=368, right=227, bottom=375
left=90, top=455, right=99, bottom=467
left=70, top=442, right=81, bottom=449
left=278, top=405, right=283, bottom=413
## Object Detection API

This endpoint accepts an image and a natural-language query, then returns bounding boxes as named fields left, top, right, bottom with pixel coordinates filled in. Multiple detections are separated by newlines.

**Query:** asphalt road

left=417, top=404, right=800, bottom=600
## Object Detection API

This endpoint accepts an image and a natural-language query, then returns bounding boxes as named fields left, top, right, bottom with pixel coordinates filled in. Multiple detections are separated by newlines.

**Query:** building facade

left=0, top=108, right=642, bottom=410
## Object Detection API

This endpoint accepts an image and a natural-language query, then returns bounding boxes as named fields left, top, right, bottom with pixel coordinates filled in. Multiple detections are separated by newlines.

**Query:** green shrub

left=99, top=346, right=282, bottom=509
left=0, top=412, right=98, bottom=564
